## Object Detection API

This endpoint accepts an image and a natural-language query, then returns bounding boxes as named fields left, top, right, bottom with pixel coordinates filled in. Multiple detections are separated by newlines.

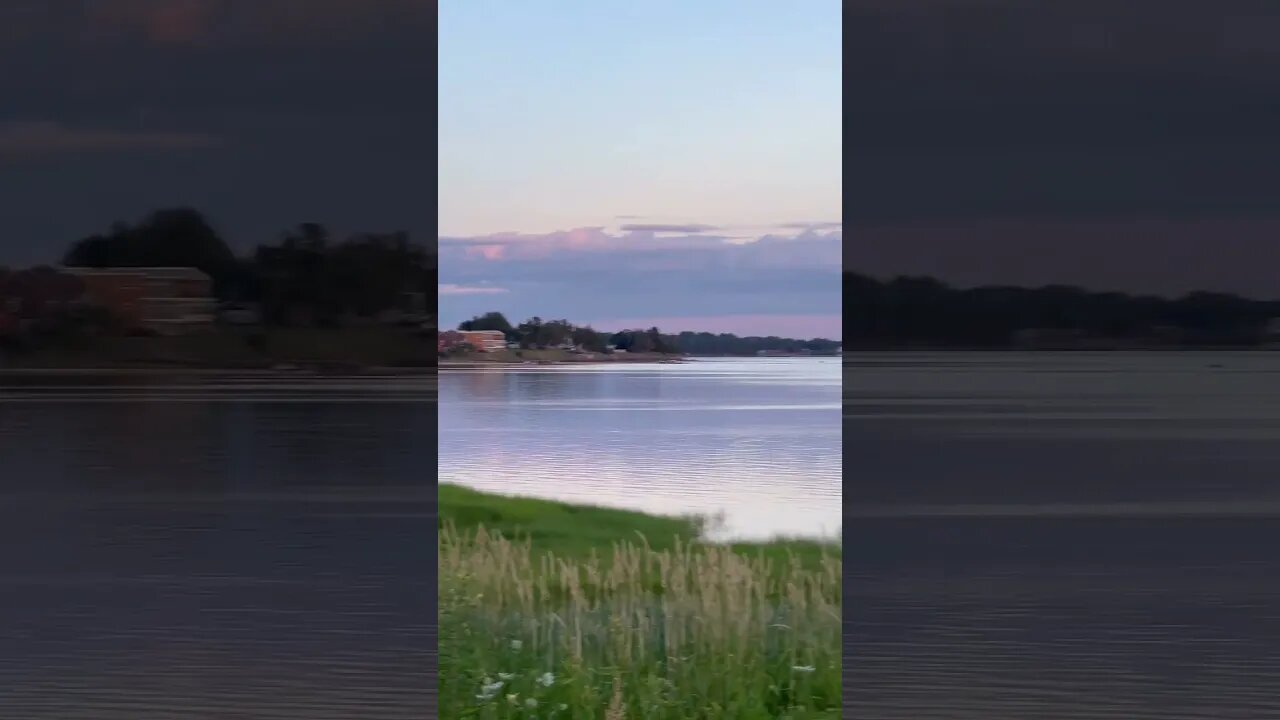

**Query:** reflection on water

left=439, top=358, right=842, bottom=541
left=0, top=372, right=435, bottom=719
left=847, top=352, right=1280, bottom=719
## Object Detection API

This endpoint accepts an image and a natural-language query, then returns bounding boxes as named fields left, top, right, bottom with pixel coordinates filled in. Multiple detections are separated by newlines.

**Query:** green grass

left=440, top=484, right=700, bottom=557
left=438, top=484, right=839, bottom=568
left=439, top=485, right=842, bottom=719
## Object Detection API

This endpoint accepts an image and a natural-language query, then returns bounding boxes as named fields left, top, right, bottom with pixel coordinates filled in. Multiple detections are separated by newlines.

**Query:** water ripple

left=440, top=358, right=842, bottom=540
left=1, top=374, right=435, bottom=719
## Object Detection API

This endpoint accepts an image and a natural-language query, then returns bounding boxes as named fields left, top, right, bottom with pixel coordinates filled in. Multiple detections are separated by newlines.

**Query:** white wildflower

left=475, top=679, right=505, bottom=702
left=498, top=672, right=515, bottom=680
left=792, top=665, right=816, bottom=673
left=538, top=672, right=556, bottom=687
left=506, top=693, right=520, bottom=705
left=525, top=698, right=538, bottom=708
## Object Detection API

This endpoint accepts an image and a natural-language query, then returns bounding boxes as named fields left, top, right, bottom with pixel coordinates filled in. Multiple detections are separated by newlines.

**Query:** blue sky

left=439, top=1, right=841, bottom=337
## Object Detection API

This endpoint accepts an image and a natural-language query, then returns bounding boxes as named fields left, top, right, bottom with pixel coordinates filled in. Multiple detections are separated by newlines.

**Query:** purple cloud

left=438, top=226, right=841, bottom=337
left=618, top=223, right=719, bottom=233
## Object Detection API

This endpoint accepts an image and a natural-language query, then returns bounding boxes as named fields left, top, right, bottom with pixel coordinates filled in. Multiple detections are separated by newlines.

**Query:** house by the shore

left=459, top=330, right=507, bottom=352
left=62, top=267, right=216, bottom=335
left=440, top=329, right=507, bottom=353
left=0, top=267, right=86, bottom=336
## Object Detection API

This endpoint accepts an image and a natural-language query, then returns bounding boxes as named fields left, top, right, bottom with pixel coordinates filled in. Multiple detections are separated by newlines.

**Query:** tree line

left=456, top=312, right=840, bottom=355
left=57, top=207, right=436, bottom=328
left=672, top=331, right=840, bottom=356
left=846, top=271, right=1280, bottom=348
left=456, top=312, right=678, bottom=353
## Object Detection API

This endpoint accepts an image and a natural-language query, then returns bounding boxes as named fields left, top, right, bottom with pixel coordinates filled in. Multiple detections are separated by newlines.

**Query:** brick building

left=438, top=330, right=465, bottom=352
left=0, top=268, right=86, bottom=335
left=458, top=330, right=507, bottom=352
left=63, top=267, right=216, bottom=334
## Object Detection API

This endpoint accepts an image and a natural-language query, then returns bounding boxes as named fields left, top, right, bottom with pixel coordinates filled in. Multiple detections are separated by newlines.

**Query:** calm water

left=438, top=358, right=842, bottom=540
left=847, top=352, right=1280, bottom=719
left=0, top=372, right=436, bottom=719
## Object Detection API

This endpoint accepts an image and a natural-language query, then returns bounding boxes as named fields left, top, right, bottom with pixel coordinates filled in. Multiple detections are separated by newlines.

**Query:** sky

left=0, top=0, right=431, bottom=265
left=849, top=1, right=1280, bottom=300
left=438, top=1, right=842, bottom=338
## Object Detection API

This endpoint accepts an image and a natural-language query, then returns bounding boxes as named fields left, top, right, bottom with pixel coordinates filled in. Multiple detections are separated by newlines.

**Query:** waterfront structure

left=438, top=330, right=465, bottom=352
left=0, top=267, right=86, bottom=335
left=457, top=330, right=506, bottom=352
left=62, top=267, right=215, bottom=334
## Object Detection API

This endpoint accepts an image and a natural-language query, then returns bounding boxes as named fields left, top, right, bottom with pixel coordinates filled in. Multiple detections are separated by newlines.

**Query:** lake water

left=438, top=357, right=842, bottom=541
left=0, top=372, right=436, bottom=719
left=847, top=352, right=1280, bottom=719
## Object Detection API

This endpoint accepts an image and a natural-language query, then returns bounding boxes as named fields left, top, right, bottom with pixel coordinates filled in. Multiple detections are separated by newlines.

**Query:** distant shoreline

left=438, top=349, right=844, bottom=366
left=0, top=366, right=434, bottom=376
left=844, top=345, right=1280, bottom=352
left=0, top=327, right=436, bottom=374
left=438, top=348, right=685, bottom=366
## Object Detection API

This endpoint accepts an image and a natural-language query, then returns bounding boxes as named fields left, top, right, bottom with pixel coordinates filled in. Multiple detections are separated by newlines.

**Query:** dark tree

left=844, top=270, right=1280, bottom=348
left=571, top=325, right=607, bottom=352
left=459, top=312, right=515, bottom=336
left=516, top=317, right=544, bottom=348
left=672, top=331, right=839, bottom=355
left=253, top=226, right=432, bottom=327
left=63, top=208, right=238, bottom=293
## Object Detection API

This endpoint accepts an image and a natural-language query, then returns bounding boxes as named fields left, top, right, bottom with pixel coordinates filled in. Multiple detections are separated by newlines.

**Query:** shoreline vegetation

left=0, top=327, right=435, bottom=373
left=1, top=207, right=437, bottom=372
left=440, top=311, right=841, bottom=368
left=438, top=484, right=841, bottom=718
left=847, top=270, right=1280, bottom=350
left=846, top=344, right=1280, bottom=352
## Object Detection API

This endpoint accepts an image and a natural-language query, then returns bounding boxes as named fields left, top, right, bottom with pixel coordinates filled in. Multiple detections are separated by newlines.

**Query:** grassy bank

left=439, top=485, right=841, bottom=719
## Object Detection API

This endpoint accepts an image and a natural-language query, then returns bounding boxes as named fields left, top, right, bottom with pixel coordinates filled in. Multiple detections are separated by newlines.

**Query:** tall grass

left=440, top=523, right=841, bottom=719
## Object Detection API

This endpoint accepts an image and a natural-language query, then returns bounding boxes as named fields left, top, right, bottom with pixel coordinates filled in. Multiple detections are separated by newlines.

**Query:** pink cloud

left=464, top=244, right=508, bottom=261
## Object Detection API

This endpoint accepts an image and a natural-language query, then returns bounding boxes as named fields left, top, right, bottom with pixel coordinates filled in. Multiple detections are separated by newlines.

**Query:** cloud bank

left=438, top=226, right=842, bottom=338
left=618, top=223, right=719, bottom=233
